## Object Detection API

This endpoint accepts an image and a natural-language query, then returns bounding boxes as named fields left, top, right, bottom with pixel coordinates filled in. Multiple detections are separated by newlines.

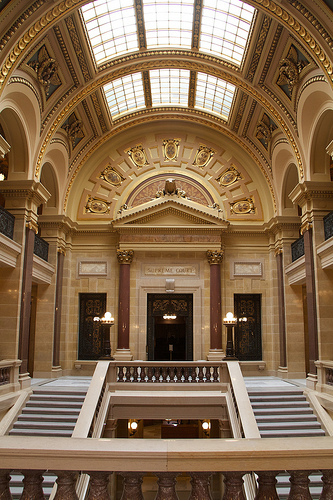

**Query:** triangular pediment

left=112, top=197, right=228, bottom=229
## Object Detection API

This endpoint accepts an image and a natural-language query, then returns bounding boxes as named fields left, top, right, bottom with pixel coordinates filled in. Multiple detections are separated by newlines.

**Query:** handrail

left=0, top=435, right=332, bottom=470
left=72, top=361, right=110, bottom=439
left=226, top=361, right=260, bottom=439
left=0, top=359, right=21, bottom=395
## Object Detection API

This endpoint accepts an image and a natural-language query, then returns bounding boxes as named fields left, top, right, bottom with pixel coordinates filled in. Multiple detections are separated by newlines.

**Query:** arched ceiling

left=0, top=0, right=332, bottom=224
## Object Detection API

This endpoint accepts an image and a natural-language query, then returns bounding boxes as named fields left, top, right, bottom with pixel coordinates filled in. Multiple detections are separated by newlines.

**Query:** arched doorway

left=147, top=294, right=193, bottom=361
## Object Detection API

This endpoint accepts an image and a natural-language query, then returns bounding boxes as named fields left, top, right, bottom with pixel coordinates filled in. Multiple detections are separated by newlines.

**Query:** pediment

left=112, top=197, right=228, bottom=229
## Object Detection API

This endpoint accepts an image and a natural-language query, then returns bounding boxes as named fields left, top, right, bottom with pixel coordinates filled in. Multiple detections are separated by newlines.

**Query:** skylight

left=150, top=69, right=190, bottom=106
left=143, top=0, right=194, bottom=49
left=104, top=73, right=145, bottom=118
left=195, top=72, right=235, bottom=119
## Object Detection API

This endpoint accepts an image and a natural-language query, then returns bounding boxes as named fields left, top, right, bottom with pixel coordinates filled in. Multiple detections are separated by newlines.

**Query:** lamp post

left=223, top=312, right=238, bottom=359
left=93, top=312, right=115, bottom=359
left=223, top=312, right=247, bottom=360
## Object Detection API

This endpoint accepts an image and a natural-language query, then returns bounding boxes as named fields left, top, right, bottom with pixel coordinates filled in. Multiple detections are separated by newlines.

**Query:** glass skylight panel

left=81, top=0, right=139, bottom=64
left=103, top=73, right=145, bottom=118
left=195, top=73, right=235, bottom=119
left=143, top=0, right=194, bottom=49
left=200, top=0, right=255, bottom=65
left=150, top=69, right=190, bottom=106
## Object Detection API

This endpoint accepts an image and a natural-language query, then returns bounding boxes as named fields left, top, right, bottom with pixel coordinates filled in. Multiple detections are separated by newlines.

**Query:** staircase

left=8, top=385, right=87, bottom=498
left=247, top=385, right=325, bottom=499
left=9, top=386, right=87, bottom=437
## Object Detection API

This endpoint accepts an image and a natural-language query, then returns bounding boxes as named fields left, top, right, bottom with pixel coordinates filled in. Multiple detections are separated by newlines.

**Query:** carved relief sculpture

left=85, top=196, right=111, bottom=214
left=276, top=44, right=309, bottom=98
left=216, top=165, right=242, bottom=187
left=126, top=145, right=149, bottom=168
left=27, top=45, right=61, bottom=98
left=100, top=165, right=125, bottom=187
left=117, top=249, right=134, bottom=264
left=155, top=178, right=187, bottom=199
left=62, top=112, right=84, bottom=150
left=192, top=145, right=215, bottom=168
left=230, top=198, right=255, bottom=215
left=255, top=113, right=277, bottom=150
left=163, top=139, right=180, bottom=161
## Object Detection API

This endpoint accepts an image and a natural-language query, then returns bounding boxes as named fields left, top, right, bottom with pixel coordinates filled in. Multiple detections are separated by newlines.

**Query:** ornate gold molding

left=206, top=249, right=224, bottom=265
left=117, top=249, right=134, bottom=264
left=26, top=220, right=39, bottom=234
left=300, top=221, right=312, bottom=235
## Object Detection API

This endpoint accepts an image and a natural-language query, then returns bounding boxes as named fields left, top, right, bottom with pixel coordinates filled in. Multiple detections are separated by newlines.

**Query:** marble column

left=207, top=250, right=224, bottom=360
left=53, top=248, right=65, bottom=372
left=18, top=222, right=38, bottom=377
left=276, top=249, right=287, bottom=368
left=302, top=223, right=319, bottom=379
left=114, top=249, right=134, bottom=361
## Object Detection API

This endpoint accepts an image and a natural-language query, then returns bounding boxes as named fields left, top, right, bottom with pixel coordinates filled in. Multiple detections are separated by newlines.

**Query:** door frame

left=147, top=293, right=193, bottom=361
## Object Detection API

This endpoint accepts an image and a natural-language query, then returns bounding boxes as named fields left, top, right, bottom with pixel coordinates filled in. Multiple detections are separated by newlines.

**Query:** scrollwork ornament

left=230, top=198, right=255, bottom=215
left=117, top=249, right=134, bottom=264
left=100, top=165, right=125, bottom=187
left=163, top=139, right=180, bottom=161
left=85, top=197, right=110, bottom=214
left=193, top=145, right=215, bottom=168
left=28, top=45, right=61, bottom=97
left=126, top=145, right=149, bottom=168
left=217, top=166, right=242, bottom=187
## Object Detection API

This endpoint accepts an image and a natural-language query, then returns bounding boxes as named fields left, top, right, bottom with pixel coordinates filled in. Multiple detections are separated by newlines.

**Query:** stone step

left=22, top=406, right=81, bottom=415
left=9, top=428, right=73, bottom=437
left=259, top=428, right=326, bottom=438
left=251, top=401, right=310, bottom=409
left=249, top=394, right=307, bottom=402
left=257, top=421, right=322, bottom=430
left=29, top=394, right=86, bottom=402
left=255, top=413, right=317, bottom=423
left=18, top=413, right=79, bottom=423
left=10, top=421, right=75, bottom=431
left=25, top=400, right=83, bottom=409
left=253, top=407, right=313, bottom=415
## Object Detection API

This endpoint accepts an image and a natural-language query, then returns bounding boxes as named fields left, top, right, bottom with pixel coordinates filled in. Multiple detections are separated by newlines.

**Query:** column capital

left=206, top=249, right=223, bottom=265
left=300, top=221, right=312, bottom=235
left=117, top=249, right=134, bottom=264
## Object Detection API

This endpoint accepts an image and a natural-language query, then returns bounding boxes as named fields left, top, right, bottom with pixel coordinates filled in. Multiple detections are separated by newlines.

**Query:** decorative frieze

left=231, top=261, right=263, bottom=279
left=78, top=260, right=108, bottom=277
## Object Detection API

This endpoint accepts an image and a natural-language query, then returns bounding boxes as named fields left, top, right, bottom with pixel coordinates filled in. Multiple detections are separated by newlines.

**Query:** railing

left=324, top=211, right=333, bottom=240
left=33, top=233, right=49, bottom=261
left=0, top=436, right=332, bottom=499
left=116, top=361, right=221, bottom=383
left=315, top=360, right=333, bottom=397
left=0, top=205, right=14, bottom=239
left=291, top=234, right=304, bottom=261
left=0, top=360, right=21, bottom=395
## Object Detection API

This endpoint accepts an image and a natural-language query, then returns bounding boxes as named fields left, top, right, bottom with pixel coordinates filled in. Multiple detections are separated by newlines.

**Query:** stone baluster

left=87, top=472, right=111, bottom=500
left=147, top=365, right=154, bottom=382
left=117, top=366, right=123, bottom=382
left=287, top=470, right=312, bottom=500
left=0, top=470, right=12, bottom=499
left=197, top=366, right=204, bottom=382
left=161, top=366, right=168, bottom=381
left=183, top=366, right=189, bottom=382
left=320, top=470, right=333, bottom=499
left=191, top=366, right=197, bottom=382
left=189, top=472, right=213, bottom=499
left=21, top=470, right=45, bottom=499
left=213, top=365, right=219, bottom=382
left=155, top=473, right=179, bottom=500
left=120, top=472, right=144, bottom=500
left=133, top=366, right=139, bottom=382
left=53, top=471, right=79, bottom=499
left=170, top=366, right=177, bottom=382
left=125, top=366, right=131, bottom=381
left=222, top=472, right=246, bottom=500
left=255, top=471, right=279, bottom=500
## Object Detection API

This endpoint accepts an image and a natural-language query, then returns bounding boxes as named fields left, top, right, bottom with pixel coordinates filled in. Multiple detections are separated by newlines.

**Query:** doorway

left=234, top=294, right=262, bottom=360
left=147, top=294, right=193, bottom=361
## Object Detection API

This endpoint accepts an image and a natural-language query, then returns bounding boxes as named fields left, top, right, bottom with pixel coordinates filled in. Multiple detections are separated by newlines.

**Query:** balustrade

left=0, top=205, right=15, bottom=239
left=1, top=469, right=333, bottom=499
left=116, top=363, right=220, bottom=383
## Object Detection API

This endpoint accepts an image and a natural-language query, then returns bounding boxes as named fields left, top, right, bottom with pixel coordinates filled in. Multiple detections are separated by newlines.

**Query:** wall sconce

left=128, top=419, right=139, bottom=437
left=93, top=312, right=115, bottom=359
left=163, top=313, right=177, bottom=320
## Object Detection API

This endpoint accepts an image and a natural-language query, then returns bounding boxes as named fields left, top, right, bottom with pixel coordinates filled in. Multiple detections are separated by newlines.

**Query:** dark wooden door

left=147, top=294, right=193, bottom=361
left=78, top=293, right=106, bottom=360
left=234, top=294, right=262, bottom=360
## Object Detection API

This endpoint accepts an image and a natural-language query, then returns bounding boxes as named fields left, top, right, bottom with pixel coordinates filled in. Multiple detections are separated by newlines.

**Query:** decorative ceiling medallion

left=230, top=198, right=255, bottom=215
left=27, top=45, right=61, bottom=99
left=193, top=145, right=215, bottom=168
left=126, top=144, right=149, bottom=168
left=85, top=196, right=110, bottom=214
left=276, top=44, right=309, bottom=99
left=100, top=165, right=125, bottom=187
left=163, top=139, right=180, bottom=161
left=217, top=166, right=242, bottom=187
